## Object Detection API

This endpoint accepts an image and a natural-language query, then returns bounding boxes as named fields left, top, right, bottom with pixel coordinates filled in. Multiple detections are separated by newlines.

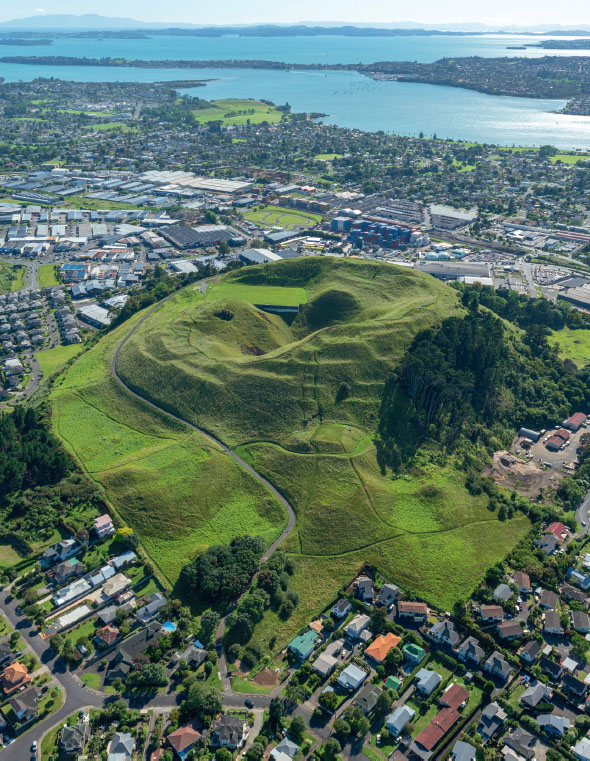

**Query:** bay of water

left=0, top=34, right=589, bottom=148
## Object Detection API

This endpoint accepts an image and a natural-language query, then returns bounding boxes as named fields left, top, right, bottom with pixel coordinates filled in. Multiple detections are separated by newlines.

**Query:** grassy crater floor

left=51, top=258, right=530, bottom=642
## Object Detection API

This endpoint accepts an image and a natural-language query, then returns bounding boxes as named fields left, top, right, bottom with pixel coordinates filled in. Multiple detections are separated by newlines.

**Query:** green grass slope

left=49, top=313, right=287, bottom=584
left=108, top=258, right=530, bottom=626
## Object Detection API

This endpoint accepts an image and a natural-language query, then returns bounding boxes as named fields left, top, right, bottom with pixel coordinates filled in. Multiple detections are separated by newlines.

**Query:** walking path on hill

left=110, top=288, right=296, bottom=563
left=110, top=287, right=297, bottom=703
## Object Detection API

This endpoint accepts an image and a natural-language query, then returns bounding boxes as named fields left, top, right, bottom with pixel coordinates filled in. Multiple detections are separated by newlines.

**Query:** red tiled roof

left=432, top=707, right=460, bottom=732
left=546, top=522, right=568, bottom=539
left=440, top=683, right=469, bottom=710
left=168, top=726, right=201, bottom=753
left=415, top=722, right=444, bottom=751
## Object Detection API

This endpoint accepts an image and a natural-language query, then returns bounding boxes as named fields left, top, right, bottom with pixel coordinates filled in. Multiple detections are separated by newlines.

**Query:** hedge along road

left=110, top=286, right=296, bottom=563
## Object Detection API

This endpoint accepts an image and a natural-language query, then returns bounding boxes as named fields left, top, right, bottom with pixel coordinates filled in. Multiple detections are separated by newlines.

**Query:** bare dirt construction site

left=484, top=450, right=563, bottom=497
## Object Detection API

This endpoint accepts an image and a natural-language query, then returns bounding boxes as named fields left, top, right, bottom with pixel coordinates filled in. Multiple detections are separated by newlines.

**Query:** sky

left=1, top=0, right=589, bottom=26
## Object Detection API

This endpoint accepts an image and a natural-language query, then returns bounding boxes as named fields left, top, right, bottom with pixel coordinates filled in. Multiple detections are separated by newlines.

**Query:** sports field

left=550, top=326, right=590, bottom=367
left=243, top=204, right=322, bottom=230
left=192, top=99, right=283, bottom=126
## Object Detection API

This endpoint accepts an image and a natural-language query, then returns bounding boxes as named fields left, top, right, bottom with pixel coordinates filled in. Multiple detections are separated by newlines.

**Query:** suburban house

left=386, top=706, right=415, bottom=738
left=477, top=702, right=507, bottom=742
left=537, top=714, right=571, bottom=737
left=7, top=685, right=40, bottom=725
left=569, top=569, right=590, bottom=592
left=271, top=738, right=300, bottom=761
left=49, top=558, right=85, bottom=586
left=563, top=673, right=588, bottom=700
left=457, top=637, right=484, bottom=666
left=415, top=668, right=442, bottom=696
left=572, top=611, right=590, bottom=633
left=136, top=592, right=166, bottom=624
left=397, top=601, right=428, bottom=624
left=171, top=646, right=207, bottom=669
left=108, top=731, right=135, bottom=761
left=94, top=513, right=115, bottom=538
left=312, top=640, right=342, bottom=677
left=561, top=583, right=587, bottom=604
left=60, top=721, right=91, bottom=757
left=513, top=571, right=532, bottom=595
left=402, top=642, right=426, bottom=665
left=377, top=584, right=400, bottom=609
left=544, top=612, right=564, bottom=636
left=107, top=621, right=163, bottom=681
left=337, top=664, right=368, bottom=692
left=451, top=741, right=476, bottom=761
left=111, top=551, right=137, bottom=570
left=535, top=535, right=558, bottom=555
left=539, top=589, right=558, bottom=610
left=331, top=599, right=351, bottom=619
left=497, top=621, right=523, bottom=641
left=483, top=651, right=513, bottom=682
left=0, top=641, right=12, bottom=667
left=52, top=578, right=91, bottom=608
left=493, top=584, right=513, bottom=603
left=167, top=725, right=202, bottom=759
left=503, top=727, right=536, bottom=760
left=364, top=632, right=401, bottom=664
left=344, top=614, right=371, bottom=642
left=428, top=620, right=459, bottom=649
left=1, top=661, right=30, bottom=695
left=440, top=683, right=468, bottom=710
left=519, top=640, right=541, bottom=665
left=210, top=715, right=249, bottom=749
left=539, top=656, right=563, bottom=681
left=355, top=575, right=374, bottom=603
left=41, top=538, right=79, bottom=567
left=546, top=521, right=569, bottom=542
left=354, top=684, right=382, bottom=714
left=410, top=707, right=460, bottom=760
left=573, top=737, right=590, bottom=761
left=288, top=630, right=319, bottom=662
left=520, top=683, right=552, bottom=709
left=95, top=625, right=121, bottom=647
left=480, top=605, right=504, bottom=624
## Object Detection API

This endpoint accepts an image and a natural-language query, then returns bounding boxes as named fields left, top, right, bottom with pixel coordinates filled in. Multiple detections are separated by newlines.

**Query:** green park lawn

left=0, top=262, right=25, bottom=292
left=243, top=204, right=322, bottom=230
left=37, top=263, right=60, bottom=287
left=37, top=344, right=84, bottom=377
left=549, top=153, right=589, bottom=164
left=208, top=281, right=308, bottom=306
left=192, top=99, right=283, bottom=126
left=550, top=326, right=590, bottom=367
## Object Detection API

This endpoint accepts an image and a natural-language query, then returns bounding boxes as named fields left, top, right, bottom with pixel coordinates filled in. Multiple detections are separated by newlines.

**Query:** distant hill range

left=0, top=14, right=588, bottom=36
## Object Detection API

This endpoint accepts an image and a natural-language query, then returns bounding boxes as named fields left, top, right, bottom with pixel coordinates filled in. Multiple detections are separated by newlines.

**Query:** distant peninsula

left=0, top=37, right=51, bottom=46
left=534, top=38, right=590, bottom=49
left=2, top=53, right=589, bottom=115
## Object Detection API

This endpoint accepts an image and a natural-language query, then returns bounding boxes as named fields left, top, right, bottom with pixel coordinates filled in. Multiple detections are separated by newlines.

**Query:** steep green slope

left=49, top=312, right=287, bottom=584
left=116, top=258, right=463, bottom=445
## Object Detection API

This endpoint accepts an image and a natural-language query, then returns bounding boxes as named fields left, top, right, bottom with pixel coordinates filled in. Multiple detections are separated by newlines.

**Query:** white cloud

left=35, top=8, right=46, bottom=13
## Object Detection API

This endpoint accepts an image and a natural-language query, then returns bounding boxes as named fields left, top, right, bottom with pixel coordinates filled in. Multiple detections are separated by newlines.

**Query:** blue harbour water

left=1, top=33, right=589, bottom=148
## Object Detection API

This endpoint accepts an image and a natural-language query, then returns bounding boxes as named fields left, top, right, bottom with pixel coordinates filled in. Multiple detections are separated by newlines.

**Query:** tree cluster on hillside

left=461, top=283, right=590, bottom=331
left=178, top=535, right=265, bottom=605
left=0, top=406, right=71, bottom=501
left=378, top=292, right=590, bottom=470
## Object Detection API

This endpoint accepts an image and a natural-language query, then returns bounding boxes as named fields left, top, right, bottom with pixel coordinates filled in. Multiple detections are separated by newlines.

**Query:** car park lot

left=513, top=423, right=588, bottom=471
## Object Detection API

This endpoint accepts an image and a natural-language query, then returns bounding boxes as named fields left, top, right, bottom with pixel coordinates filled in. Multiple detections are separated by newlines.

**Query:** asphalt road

left=576, top=489, right=590, bottom=533
left=0, top=587, right=104, bottom=761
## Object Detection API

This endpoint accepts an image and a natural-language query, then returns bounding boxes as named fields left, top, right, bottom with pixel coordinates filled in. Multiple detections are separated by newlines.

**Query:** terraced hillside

left=103, top=258, right=529, bottom=634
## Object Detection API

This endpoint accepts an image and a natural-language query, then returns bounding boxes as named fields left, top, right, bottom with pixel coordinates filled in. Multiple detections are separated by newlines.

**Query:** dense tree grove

left=178, top=535, right=266, bottom=604
left=379, top=291, right=590, bottom=470
left=0, top=407, right=71, bottom=501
